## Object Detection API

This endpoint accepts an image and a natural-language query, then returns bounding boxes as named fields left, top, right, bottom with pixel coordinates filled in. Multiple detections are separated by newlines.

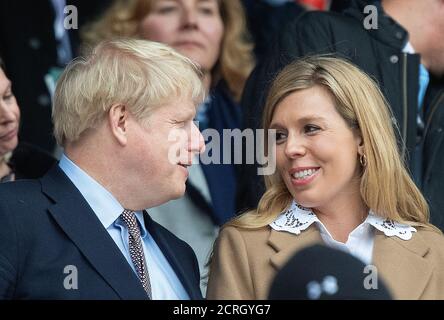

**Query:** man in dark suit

left=0, top=39, right=206, bottom=299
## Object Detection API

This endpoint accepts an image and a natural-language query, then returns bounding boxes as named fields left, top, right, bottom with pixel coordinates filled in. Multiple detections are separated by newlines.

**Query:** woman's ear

left=108, top=104, right=128, bottom=146
left=355, top=131, right=365, bottom=156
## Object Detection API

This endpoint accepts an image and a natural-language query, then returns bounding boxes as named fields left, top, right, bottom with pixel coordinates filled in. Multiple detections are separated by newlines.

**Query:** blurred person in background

left=0, top=57, right=55, bottom=182
left=0, top=0, right=111, bottom=156
left=268, top=244, right=393, bottom=300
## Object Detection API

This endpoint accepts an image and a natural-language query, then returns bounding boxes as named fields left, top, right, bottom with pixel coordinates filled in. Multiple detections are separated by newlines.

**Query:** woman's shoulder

left=218, top=224, right=272, bottom=247
left=415, top=227, right=444, bottom=244
left=414, top=227, right=444, bottom=257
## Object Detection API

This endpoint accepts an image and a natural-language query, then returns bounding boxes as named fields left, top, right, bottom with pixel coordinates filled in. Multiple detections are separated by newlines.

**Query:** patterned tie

left=120, top=209, right=152, bottom=298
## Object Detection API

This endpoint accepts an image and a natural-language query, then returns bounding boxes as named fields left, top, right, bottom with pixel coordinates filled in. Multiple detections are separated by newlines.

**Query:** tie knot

left=121, top=209, right=139, bottom=230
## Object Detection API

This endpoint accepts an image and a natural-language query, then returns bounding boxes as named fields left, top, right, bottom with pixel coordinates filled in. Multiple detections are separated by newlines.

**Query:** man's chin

left=170, top=184, right=187, bottom=200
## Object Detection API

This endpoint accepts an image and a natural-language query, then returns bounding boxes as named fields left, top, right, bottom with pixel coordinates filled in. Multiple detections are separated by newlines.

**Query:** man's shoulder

left=0, top=179, right=49, bottom=219
left=0, top=179, right=42, bottom=197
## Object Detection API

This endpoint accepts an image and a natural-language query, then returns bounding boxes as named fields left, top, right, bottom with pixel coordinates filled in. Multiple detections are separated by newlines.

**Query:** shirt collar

left=59, top=154, right=146, bottom=233
left=270, top=200, right=417, bottom=240
left=402, top=41, right=415, bottom=54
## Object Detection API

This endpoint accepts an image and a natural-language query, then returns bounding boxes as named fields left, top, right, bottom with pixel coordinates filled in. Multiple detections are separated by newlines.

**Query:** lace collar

left=269, top=200, right=417, bottom=240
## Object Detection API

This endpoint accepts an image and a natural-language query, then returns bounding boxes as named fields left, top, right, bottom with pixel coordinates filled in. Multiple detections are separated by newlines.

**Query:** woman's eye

left=304, top=125, right=320, bottom=135
left=156, top=5, right=177, bottom=14
left=198, top=6, right=216, bottom=15
left=274, top=132, right=287, bottom=143
left=3, top=93, right=14, bottom=101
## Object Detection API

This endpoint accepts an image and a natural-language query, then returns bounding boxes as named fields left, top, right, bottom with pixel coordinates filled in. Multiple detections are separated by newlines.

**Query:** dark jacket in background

left=238, top=0, right=444, bottom=230
left=242, top=0, right=305, bottom=61
left=0, top=0, right=111, bottom=154
left=9, top=142, right=56, bottom=180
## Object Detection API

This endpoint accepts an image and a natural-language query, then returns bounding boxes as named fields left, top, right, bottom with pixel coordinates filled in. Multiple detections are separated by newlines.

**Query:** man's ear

left=108, top=104, right=128, bottom=146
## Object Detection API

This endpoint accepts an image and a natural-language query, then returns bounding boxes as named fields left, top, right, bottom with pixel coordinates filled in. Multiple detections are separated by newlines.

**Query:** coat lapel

left=372, top=230, right=433, bottom=299
left=268, top=223, right=434, bottom=300
left=268, top=225, right=323, bottom=270
left=41, top=166, right=148, bottom=300
left=144, top=211, right=202, bottom=299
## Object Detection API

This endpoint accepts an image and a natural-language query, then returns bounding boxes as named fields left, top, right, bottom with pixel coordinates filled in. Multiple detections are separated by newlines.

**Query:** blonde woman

left=82, top=0, right=255, bottom=294
left=207, top=56, right=444, bottom=300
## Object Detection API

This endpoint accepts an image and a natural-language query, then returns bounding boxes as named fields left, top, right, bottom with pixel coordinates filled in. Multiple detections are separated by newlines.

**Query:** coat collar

left=40, top=165, right=152, bottom=300
left=270, top=200, right=418, bottom=240
left=344, top=0, right=408, bottom=50
left=372, top=230, right=433, bottom=299
left=268, top=224, right=323, bottom=270
left=267, top=225, right=433, bottom=299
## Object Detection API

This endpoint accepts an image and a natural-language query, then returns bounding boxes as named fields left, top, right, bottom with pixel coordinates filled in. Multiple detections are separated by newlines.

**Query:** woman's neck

left=0, top=158, right=11, bottom=178
left=203, top=72, right=212, bottom=95
left=313, top=198, right=368, bottom=243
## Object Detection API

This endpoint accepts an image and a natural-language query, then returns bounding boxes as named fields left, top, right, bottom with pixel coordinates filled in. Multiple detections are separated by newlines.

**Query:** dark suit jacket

left=0, top=165, right=202, bottom=300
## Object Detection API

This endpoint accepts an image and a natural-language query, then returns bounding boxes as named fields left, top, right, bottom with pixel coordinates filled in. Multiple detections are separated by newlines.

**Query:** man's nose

left=189, top=121, right=205, bottom=154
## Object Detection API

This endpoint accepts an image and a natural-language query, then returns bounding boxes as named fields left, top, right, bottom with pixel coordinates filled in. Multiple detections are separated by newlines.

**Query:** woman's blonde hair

left=81, top=0, right=254, bottom=101
left=52, top=39, right=204, bottom=146
left=231, top=55, right=432, bottom=229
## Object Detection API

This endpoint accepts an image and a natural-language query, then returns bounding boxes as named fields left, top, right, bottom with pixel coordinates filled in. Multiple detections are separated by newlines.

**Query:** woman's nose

left=0, top=102, right=17, bottom=124
left=284, top=135, right=306, bottom=159
left=181, top=8, right=198, bottom=29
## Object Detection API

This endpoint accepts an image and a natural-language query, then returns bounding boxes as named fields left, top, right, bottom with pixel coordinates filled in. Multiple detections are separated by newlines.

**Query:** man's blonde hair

left=52, top=39, right=205, bottom=146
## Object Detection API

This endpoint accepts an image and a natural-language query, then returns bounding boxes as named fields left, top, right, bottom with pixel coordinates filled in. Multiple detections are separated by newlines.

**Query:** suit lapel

left=143, top=211, right=202, bottom=299
left=372, top=230, right=433, bottom=299
left=41, top=166, right=148, bottom=300
left=268, top=225, right=323, bottom=270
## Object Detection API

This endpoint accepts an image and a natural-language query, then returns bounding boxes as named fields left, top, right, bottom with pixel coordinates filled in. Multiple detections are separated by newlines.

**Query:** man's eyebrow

left=176, top=108, right=195, bottom=120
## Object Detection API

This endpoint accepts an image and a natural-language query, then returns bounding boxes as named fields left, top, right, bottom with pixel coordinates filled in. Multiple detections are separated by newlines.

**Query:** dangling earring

left=360, top=154, right=367, bottom=167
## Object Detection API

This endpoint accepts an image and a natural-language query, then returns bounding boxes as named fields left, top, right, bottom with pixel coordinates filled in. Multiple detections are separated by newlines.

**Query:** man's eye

left=174, top=120, right=186, bottom=127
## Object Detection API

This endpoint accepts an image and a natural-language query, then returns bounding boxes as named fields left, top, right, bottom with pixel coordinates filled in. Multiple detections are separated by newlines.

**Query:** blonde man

left=0, top=39, right=205, bottom=300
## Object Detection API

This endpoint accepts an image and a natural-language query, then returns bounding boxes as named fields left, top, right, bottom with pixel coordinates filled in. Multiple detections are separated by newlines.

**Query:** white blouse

left=270, top=200, right=417, bottom=265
